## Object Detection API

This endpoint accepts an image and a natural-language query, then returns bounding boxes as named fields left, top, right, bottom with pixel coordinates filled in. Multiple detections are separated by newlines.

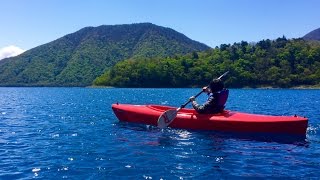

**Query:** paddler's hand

left=202, top=86, right=208, bottom=92
left=189, top=96, right=195, bottom=102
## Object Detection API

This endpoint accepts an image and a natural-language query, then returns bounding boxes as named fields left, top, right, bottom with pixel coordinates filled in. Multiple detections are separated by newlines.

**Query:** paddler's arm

left=190, top=95, right=214, bottom=113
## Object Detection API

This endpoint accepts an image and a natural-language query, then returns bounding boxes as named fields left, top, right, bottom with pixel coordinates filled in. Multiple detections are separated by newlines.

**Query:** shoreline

left=0, top=85, right=319, bottom=89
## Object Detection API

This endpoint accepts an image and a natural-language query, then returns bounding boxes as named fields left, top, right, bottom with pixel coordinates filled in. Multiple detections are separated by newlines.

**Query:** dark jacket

left=192, top=89, right=229, bottom=114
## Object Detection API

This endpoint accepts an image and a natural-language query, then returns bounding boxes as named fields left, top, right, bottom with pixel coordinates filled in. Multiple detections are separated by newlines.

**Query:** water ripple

left=0, top=87, right=319, bottom=179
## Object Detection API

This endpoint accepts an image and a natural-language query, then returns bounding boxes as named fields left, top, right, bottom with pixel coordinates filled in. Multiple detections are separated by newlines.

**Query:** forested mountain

left=94, top=37, right=320, bottom=88
left=0, top=23, right=210, bottom=86
left=303, top=27, right=320, bottom=41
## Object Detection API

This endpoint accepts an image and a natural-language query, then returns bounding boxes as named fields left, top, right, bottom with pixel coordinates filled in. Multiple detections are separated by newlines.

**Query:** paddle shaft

left=180, top=90, right=203, bottom=108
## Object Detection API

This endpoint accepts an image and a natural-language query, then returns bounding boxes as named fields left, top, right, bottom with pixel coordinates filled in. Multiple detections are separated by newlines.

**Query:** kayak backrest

left=216, top=89, right=229, bottom=107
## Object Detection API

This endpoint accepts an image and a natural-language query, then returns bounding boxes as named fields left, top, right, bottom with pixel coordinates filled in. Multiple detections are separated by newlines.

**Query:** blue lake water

left=0, top=87, right=319, bottom=179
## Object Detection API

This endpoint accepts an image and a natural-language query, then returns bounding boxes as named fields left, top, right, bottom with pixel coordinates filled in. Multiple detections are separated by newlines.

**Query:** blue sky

left=1, top=0, right=319, bottom=57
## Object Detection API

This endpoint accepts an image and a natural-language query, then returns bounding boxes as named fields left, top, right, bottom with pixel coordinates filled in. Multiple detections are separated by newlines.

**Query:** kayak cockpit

left=146, top=104, right=230, bottom=116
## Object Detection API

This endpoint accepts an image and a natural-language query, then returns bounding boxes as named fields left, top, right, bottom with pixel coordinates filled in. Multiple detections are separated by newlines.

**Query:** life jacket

left=213, top=89, right=229, bottom=111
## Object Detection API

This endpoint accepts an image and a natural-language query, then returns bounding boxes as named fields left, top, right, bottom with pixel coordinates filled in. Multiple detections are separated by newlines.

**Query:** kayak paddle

left=157, top=71, right=229, bottom=129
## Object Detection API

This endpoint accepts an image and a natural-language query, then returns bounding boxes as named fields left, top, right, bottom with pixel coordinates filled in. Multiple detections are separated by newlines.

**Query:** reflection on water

left=117, top=121, right=309, bottom=146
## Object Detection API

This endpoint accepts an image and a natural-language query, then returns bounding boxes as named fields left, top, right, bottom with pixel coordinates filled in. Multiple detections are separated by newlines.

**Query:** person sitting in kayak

left=189, top=79, right=229, bottom=114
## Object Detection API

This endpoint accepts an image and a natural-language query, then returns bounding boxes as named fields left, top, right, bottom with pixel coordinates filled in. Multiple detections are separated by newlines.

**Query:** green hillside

left=0, top=23, right=210, bottom=86
left=94, top=37, right=320, bottom=88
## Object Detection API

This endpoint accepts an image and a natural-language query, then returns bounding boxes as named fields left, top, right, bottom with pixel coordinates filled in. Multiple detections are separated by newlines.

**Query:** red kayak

left=112, top=103, right=308, bottom=136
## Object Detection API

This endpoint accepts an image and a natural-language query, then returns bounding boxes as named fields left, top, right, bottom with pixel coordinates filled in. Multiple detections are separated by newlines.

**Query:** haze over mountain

left=0, top=23, right=210, bottom=86
left=303, top=27, right=320, bottom=41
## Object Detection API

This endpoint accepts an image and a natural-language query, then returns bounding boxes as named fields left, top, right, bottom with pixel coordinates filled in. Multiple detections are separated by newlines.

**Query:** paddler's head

left=209, top=79, right=224, bottom=93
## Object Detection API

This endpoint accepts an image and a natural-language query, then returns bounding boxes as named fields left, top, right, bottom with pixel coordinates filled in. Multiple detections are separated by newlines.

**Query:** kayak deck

left=112, top=104, right=308, bottom=136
